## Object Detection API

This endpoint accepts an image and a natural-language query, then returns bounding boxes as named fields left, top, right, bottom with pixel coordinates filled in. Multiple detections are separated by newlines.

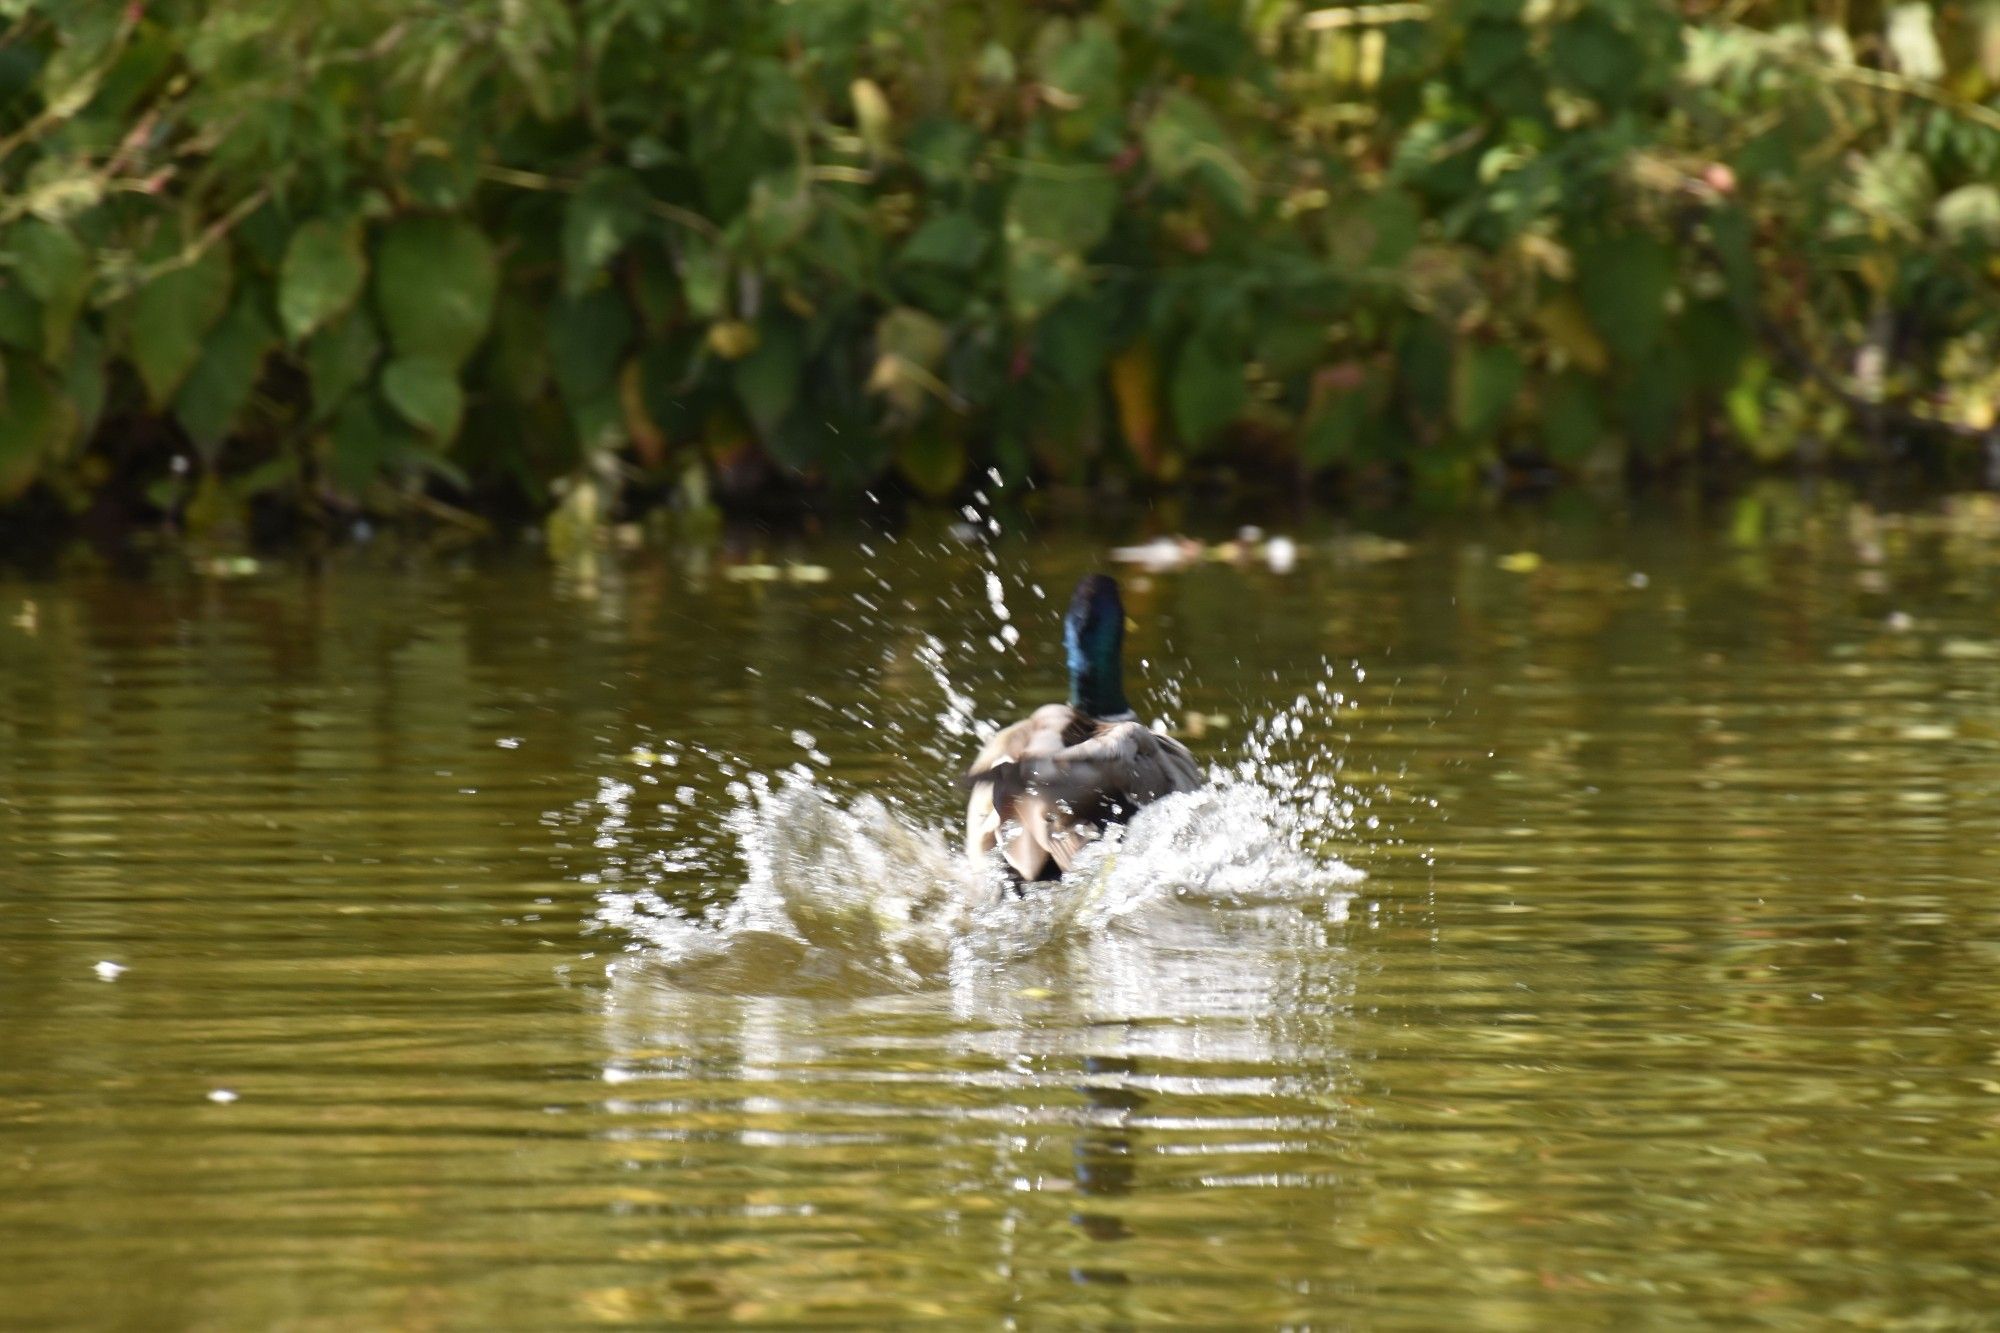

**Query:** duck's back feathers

left=964, top=704, right=1203, bottom=883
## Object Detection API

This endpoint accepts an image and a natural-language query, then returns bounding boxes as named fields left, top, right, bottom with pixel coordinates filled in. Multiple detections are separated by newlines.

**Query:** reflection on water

left=6, top=487, right=2000, bottom=1326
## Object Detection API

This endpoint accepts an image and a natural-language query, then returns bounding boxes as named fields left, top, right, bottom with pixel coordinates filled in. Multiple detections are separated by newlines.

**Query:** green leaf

left=63, top=323, right=106, bottom=440
left=1937, top=184, right=2000, bottom=244
left=306, top=309, right=381, bottom=422
left=1143, top=92, right=1252, bottom=215
left=1037, top=17, right=1120, bottom=112
left=327, top=391, right=408, bottom=494
left=1005, top=246, right=1084, bottom=324
left=1541, top=372, right=1603, bottom=465
left=897, top=432, right=966, bottom=498
left=1397, top=320, right=1453, bottom=417
left=1003, top=164, right=1116, bottom=322
left=279, top=218, right=367, bottom=343
left=1708, top=207, right=1757, bottom=315
left=1451, top=341, right=1523, bottom=439
left=628, top=243, right=679, bottom=330
left=1576, top=234, right=1673, bottom=365
left=735, top=317, right=806, bottom=436
left=550, top=290, right=633, bottom=398
left=677, top=234, right=728, bottom=320
left=1007, top=170, right=1116, bottom=254
left=0, top=282, right=38, bottom=351
left=907, top=117, right=981, bottom=186
left=1680, top=300, right=1751, bottom=391
left=900, top=212, right=990, bottom=270
left=550, top=290, right=634, bottom=453
left=1034, top=298, right=1112, bottom=390
left=373, top=216, right=497, bottom=370
left=174, top=293, right=276, bottom=461
left=1301, top=392, right=1366, bottom=469
left=129, top=244, right=233, bottom=407
left=0, top=353, right=75, bottom=499
left=1851, top=147, right=1934, bottom=228
left=1549, top=13, right=1642, bottom=103
left=381, top=356, right=465, bottom=440
left=1171, top=333, right=1243, bottom=448
left=1622, top=346, right=1686, bottom=457
left=12, top=219, right=88, bottom=356
left=562, top=167, right=649, bottom=298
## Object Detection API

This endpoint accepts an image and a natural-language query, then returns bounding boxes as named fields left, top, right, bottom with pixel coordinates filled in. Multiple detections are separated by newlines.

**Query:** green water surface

left=4, top=490, right=2000, bottom=1330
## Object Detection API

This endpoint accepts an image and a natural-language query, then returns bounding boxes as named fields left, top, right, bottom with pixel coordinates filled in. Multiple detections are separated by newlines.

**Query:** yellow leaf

left=851, top=79, right=892, bottom=157
left=1498, top=550, right=1543, bottom=573
left=618, top=358, right=668, bottom=465
left=1535, top=295, right=1609, bottom=375
left=1109, top=341, right=1163, bottom=473
left=707, top=321, right=758, bottom=360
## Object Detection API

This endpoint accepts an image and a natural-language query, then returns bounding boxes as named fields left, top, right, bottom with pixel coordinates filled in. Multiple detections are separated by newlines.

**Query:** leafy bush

left=2, top=0, right=1998, bottom=528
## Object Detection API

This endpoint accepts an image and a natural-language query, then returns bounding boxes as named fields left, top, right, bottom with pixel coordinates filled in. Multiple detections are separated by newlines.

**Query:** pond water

left=5, top=487, right=2000, bottom=1329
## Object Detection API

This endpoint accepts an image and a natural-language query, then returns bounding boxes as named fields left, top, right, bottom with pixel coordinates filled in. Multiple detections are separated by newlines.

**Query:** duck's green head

left=1064, top=574, right=1132, bottom=719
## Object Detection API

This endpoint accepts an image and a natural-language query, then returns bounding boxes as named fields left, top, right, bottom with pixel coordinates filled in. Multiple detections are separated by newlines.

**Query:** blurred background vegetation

left=3, top=0, right=2000, bottom=537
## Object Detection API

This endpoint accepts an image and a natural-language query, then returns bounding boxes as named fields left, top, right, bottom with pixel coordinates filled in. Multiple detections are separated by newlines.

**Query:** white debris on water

left=93, top=961, right=125, bottom=981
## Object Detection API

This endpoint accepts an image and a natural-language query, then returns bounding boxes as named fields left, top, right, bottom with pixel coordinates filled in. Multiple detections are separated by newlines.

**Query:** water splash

left=582, top=667, right=1370, bottom=997
left=577, top=488, right=1378, bottom=994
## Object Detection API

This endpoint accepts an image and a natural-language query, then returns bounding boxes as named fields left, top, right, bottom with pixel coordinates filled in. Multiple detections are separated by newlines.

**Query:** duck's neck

left=1065, top=620, right=1131, bottom=720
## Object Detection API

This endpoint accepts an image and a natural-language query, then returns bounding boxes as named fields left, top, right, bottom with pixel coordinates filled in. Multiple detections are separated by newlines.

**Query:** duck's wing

left=965, top=712, right=1203, bottom=881
left=1018, top=721, right=1205, bottom=810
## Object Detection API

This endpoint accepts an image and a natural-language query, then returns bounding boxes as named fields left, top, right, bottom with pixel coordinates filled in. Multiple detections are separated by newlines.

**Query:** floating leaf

left=373, top=217, right=497, bottom=370
left=279, top=217, right=366, bottom=343
left=129, top=243, right=233, bottom=407
left=382, top=357, right=465, bottom=440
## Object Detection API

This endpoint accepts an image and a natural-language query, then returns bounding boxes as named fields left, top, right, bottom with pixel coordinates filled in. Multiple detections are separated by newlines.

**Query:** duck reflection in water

left=1069, top=1053, right=1142, bottom=1288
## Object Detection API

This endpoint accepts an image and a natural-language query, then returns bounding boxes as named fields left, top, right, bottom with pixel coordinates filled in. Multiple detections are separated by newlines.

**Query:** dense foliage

left=3, top=0, right=2000, bottom=529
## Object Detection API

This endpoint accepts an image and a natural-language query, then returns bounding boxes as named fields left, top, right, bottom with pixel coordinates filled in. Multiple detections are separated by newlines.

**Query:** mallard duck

left=963, top=574, right=1204, bottom=883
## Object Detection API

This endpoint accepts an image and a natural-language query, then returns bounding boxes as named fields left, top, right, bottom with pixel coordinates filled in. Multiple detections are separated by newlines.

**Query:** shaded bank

left=3, top=1, right=2000, bottom=536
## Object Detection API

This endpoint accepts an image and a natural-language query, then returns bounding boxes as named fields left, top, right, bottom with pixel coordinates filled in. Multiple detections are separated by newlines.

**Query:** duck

left=963, top=574, right=1204, bottom=884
